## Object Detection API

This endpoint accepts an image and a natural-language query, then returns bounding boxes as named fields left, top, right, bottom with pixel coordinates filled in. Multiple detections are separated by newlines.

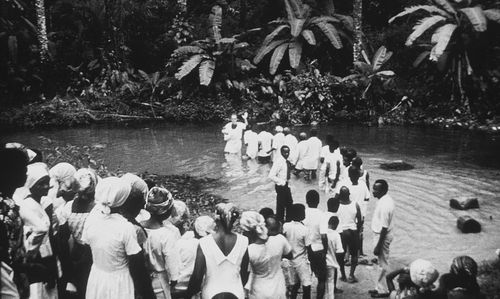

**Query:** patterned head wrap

left=74, top=168, right=99, bottom=194
left=409, top=259, right=439, bottom=288
left=194, top=216, right=216, bottom=237
left=214, top=203, right=239, bottom=229
left=95, top=177, right=131, bottom=214
left=25, top=162, right=50, bottom=189
left=145, top=187, right=174, bottom=216
left=240, top=211, right=268, bottom=241
left=121, top=173, right=148, bottom=200
left=450, top=256, right=478, bottom=278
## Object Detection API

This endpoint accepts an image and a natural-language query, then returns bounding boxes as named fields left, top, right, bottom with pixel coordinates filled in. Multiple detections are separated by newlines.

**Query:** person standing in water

left=271, top=126, right=285, bottom=162
left=222, top=112, right=248, bottom=154
left=283, top=127, right=298, bottom=167
left=257, top=125, right=273, bottom=164
left=243, top=123, right=259, bottom=160
left=268, top=146, right=293, bottom=222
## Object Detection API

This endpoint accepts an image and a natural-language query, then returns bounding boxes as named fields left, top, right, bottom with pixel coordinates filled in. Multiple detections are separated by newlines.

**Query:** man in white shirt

left=271, top=126, right=285, bottom=162
left=370, top=180, right=395, bottom=298
left=257, top=125, right=273, bottom=164
left=268, top=145, right=293, bottom=222
left=283, top=127, right=298, bottom=166
left=303, top=190, right=327, bottom=299
left=325, top=140, right=343, bottom=194
left=221, top=113, right=248, bottom=154
left=303, top=128, right=322, bottom=180
left=243, top=123, right=258, bottom=159
left=293, top=132, right=308, bottom=176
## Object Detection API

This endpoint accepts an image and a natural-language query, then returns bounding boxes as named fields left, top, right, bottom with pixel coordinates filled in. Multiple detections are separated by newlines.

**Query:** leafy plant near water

left=389, top=0, right=500, bottom=112
left=173, top=5, right=256, bottom=86
left=253, top=0, right=353, bottom=75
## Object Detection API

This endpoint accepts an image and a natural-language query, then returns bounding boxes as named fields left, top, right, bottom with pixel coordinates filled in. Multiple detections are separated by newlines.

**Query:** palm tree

left=253, top=0, right=352, bottom=75
left=390, top=0, right=500, bottom=111
left=35, top=0, right=49, bottom=62
left=353, top=0, right=363, bottom=63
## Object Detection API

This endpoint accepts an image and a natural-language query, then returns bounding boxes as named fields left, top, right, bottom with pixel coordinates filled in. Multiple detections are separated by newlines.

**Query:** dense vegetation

left=1, top=0, right=499, bottom=128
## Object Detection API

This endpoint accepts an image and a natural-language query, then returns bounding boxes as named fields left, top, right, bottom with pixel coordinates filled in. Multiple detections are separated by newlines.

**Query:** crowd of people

left=0, top=120, right=488, bottom=299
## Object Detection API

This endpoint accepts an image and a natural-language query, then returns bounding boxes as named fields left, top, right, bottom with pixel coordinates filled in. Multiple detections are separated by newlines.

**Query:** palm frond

left=372, top=46, right=389, bottom=71
left=290, top=18, right=306, bottom=37
left=389, top=5, right=451, bottom=23
left=413, top=51, right=430, bottom=67
left=460, top=6, right=487, bottom=32
left=270, top=43, right=288, bottom=75
left=301, top=29, right=316, bottom=45
left=253, top=39, right=287, bottom=64
left=175, top=54, right=203, bottom=80
left=405, top=15, right=446, bottom=46
left=209, top=5, right=222, bottom=42
left=433, top=0, right=456, bottom=16
left=333, top=14, right=354, bottom=32
left=288, top=41, right=303, bottom=69
left=483, top=9, right=500, bottom=24
left=429, top=24, right=457, bottom=61
left=315, top=22, right=342, bottom=49
left=198, top=59, right=215, bottom=86
left=261, top=25, right=289, bottom=48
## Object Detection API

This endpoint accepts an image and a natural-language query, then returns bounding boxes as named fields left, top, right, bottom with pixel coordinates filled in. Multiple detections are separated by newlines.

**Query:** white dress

left=303, top=137, right=322, bottom=170
left=284, top=134, right=299, bottom=164
left=248, top=235, right=292, bottom=299
left=257, top=131, right=273, bottom=158
left=199, top=234, right=249, bottom=299
left=82, top=213, right=141, bottom=299
left=271, top=133, right=285, bottom=162
left=244, top=130, right=259, bottom=159
left=222, top=122, right=246, bottom=154
left=143, top=227, right=181, bottom=299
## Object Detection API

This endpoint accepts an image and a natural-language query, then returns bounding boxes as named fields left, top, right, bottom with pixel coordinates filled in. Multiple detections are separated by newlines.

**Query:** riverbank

left=2, top=95, right=500, bottom=133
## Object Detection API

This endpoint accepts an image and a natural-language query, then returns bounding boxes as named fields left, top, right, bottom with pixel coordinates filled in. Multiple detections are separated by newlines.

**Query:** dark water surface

left=4, top=123, right=500, bottom=273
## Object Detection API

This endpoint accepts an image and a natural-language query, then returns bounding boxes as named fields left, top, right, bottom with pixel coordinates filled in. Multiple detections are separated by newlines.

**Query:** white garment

left=303, top=137, right=322, bottom=170
left=371, top=194, right=395, bottom=233
left=161, top=220, right=182, bottom=241
left=326, top=229, right=343, bottom=269
left=322, top=211, right=337, bottom=234
left=337, top=201, right=358, bottom=231
left=343, top=181, right=370, bottom=217
left=175, top=232, right=200, bottom=290
left=244, top=130, right=259, bottom=159
left=1, top=262, right=19, bottom=299
left=268, top=155, right=289, bottom=186
left=18, top=196, right=52, bottom=257
left=294, top=140, right=309, bottom=170
left=271, top=132, right=285, bottom=162
left=318, top=145, right=330, bottom=191
left=283, top=221, right=310, bottom=259
left=199, top=234, right=249, bottom=299
left=284, top=134, right=299, bottom=165
left=83, top=213, right=141, bottom=299
left=304, top=208, right=328, bottom=251
left=222, top=122, right=246, bottom=154
left=325, top=149, right=343, bottom=180
left=257, top=131, right=273, bottom=157
left=143, top=227, right=181, bottom=299
left=248, top=235, right=292, bottom=299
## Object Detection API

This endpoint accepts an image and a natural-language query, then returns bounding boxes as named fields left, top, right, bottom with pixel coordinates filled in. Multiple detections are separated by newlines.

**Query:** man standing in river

left=268, top=145, right=293, bottom=222
left=222, top=112, right=248, bottom=154
left=370, top=179, right=395, bottom=298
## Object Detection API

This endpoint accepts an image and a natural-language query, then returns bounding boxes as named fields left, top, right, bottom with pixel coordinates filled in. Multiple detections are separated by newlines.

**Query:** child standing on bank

left=325, top=216, right=344, bottom=299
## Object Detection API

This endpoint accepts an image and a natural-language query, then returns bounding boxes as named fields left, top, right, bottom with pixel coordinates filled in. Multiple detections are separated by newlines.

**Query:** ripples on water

left=3, top=123, right=500, bottom=273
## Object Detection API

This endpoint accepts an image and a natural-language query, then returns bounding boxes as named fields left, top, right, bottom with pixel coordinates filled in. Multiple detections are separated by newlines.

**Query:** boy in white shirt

left=283, top=204, right=312, bottom=299
left=325, top=216, right=344, bottom=298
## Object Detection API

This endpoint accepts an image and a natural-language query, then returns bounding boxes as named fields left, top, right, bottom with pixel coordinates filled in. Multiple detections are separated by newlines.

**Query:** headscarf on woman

left=409, top=259, right=439, bottom=290
left=74, top=168, right=99, bottom=194
left=169, top=200, right=190, bottom=226
left=49, top=163, right=77, bottom=203
left=121, top=173, right=148, bottom=199
left=145, top=187, right=174, bottom=216
left=25, top=162, right=50, bottom=190
left=194, top=216, right=216, bottom=237
left=239, top=211, right=268, bottom=241
left=94, top=177, right=131, bottom=215
left=214, top=203, right=239, bottom=230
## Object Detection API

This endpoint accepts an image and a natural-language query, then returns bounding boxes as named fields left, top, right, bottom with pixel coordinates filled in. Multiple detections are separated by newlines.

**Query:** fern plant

left=390, top=0, right=500, bottom=110
left=253, top=0, right=352, bottom=75
left=173, top=5, right=255, bottom=86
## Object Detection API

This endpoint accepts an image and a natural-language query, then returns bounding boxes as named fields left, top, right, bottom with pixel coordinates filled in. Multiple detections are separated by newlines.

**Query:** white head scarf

left=275, top=126, right=283, bottom=133
left=25, top=162, right=50, bottom=189
left=169, top=200, right=190, bottom=225
left=409, top=259, right=439, bottom=289
left=121, top=173, right=148, bottom=199
left=74, top=168, right=99, bottom=194
left=194, top=215, right=216, bottom=237
left=240, top=211, right=268, bottom=241
left=95, top=177, right=131, bottom=214
left=49, top=163, right=77, bottom=183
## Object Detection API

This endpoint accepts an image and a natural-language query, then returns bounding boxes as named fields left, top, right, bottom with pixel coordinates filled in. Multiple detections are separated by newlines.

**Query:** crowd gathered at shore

left=0, top=115, right=489, bottom=299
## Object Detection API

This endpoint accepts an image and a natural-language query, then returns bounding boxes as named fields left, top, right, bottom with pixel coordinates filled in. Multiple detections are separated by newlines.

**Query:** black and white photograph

left=1, top=0, right=500, bottom=298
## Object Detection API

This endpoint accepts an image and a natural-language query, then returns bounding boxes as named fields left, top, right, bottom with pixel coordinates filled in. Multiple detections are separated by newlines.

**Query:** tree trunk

left=353, top=0, right=363, bottom=63
left=35, top=0, right=49, bottom=62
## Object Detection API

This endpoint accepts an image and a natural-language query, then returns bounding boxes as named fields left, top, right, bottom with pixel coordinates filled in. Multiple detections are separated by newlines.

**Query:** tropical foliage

left=253, top=0, right=353, bottom=75
left=389, top=0, right=500, bottom=110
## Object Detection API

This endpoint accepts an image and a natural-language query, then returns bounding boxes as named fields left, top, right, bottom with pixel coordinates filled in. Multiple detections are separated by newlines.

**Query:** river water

left=4, top=123, right=500, bottom=274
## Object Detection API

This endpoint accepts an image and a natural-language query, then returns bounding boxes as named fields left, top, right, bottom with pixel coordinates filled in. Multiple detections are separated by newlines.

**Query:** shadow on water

left=3, top=122, right=500, bottom=273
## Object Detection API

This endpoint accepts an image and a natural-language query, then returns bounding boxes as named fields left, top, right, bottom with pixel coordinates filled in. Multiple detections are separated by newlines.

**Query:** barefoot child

left=325, top=216, right=344, bottom=299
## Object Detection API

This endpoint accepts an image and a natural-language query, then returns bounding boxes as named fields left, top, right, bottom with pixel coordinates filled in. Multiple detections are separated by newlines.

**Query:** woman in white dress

left=222, top=113, right=248, bottom=154
left=187, top=203, right=249, bottom=299
left=82, top=177, right=154, bottom=299
left=17, top=162, right=58, bottom=299
left=240, top=211, right=292, bottom=299
left=141, top=187, right=181, bottom=299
